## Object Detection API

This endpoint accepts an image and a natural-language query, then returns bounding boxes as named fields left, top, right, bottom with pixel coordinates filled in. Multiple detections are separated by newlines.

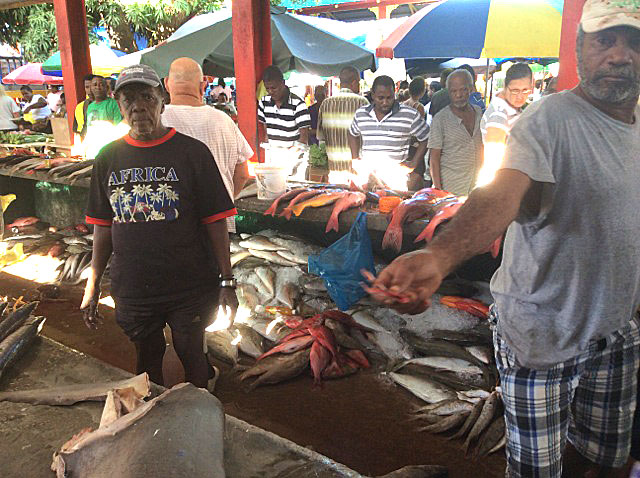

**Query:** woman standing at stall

left=477, top=62, right=533, bottom=187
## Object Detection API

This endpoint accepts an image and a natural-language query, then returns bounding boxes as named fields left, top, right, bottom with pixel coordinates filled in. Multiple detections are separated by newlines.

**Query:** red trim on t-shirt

left=85, top=216, right=112, bottom=226
left=201, top=208, right=237, bottom=224
left=123, top=128, right=177, bottom=147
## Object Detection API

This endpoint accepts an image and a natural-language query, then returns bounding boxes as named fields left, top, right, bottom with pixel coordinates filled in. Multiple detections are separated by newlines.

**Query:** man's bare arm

left=430, top=149, right=443, bottom=189
left=232, top=162, right=250, bottom=197
left=298, top=127, right=309, bottom=145
left=428, top=168, right=532, bottom=275
left=205, top=220, right=232, bottom=278
left=80, top=225, right=112, bottom=328
left=348, top=133, right=361, bottom=159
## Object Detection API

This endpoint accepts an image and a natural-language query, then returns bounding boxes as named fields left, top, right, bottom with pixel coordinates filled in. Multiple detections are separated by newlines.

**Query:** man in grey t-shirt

left=371, top=1, right=640, bottom=477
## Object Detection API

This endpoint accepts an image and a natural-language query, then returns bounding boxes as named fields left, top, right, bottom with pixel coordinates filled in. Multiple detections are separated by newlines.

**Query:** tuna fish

left=325, top=192, right=366, bottom=233
left=0, top=316, right=45, bottom=380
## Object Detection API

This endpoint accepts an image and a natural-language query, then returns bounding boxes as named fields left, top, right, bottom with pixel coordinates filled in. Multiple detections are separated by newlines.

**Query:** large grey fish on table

left=0, top=316, right=45, bottom=380
left=0, top=373, right=150, bottom=405
left=0, top=301, right=38, bottom=343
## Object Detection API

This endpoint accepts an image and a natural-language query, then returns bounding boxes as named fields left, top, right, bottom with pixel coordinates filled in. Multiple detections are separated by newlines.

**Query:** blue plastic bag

left=308, top=212, right=375, bottom=311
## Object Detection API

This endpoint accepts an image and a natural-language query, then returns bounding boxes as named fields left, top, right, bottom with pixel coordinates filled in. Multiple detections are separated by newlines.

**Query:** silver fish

left=248, top=249, right=297, bottom=267
left=450, top=396, right=486, bottom=441
left=418, top=412, right=469, bottom=434
left=413, top=399, right=474, bottom=417
left=475, top=416, right=506, bottom=457
left=3, top=233, right=45, bottom=241
left=350, top=310, right=386, bottom=332
left=276, top=282, right=299, bottom=308
left=255, top=266, right=275, bottom=297
left=457, top=389, right=491, bottom=403
left=387, top=372, right=457, bottom=404
left=239, top=235, right=285, bottom=251
left=237, top=284, right=260, bottom=311
left=235, top=182, right=258, bottom=199
left=244, top=315, right=290, bottom=342
left=465, top=345, right=493, bottom=365
left=397, top=356, right=484, bottom=376
left=229, top=239, right=245, bottom=254
left=233, top=323, right=266, bottom=359
left=62, top=236, right=89, bottom=245
left=276, top=249, right=307, bottom=265
left=231, top=251, right=252, bottom=268
left=206, top=329, right=238, bottom=365
left=464, top=390, right=499, bottom=452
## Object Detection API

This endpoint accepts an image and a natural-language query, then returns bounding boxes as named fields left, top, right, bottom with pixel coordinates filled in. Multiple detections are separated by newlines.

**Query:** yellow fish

left=291, top=191, right=346, bottom=217
left=1, top=194, right=16, bottom=213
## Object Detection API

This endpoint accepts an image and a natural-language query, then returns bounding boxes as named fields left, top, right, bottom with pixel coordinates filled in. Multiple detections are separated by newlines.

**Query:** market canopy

left=41, top=44, right=126, bottom=77
left=376, top=0, right=563, bottom=59
left=140, top=6, right=377, bottom=78
left=2, top=63, right=64, bottom=86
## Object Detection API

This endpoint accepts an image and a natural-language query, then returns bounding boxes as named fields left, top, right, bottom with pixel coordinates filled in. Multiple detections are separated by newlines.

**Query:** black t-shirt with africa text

left=86, top=128, right=236, bottom=303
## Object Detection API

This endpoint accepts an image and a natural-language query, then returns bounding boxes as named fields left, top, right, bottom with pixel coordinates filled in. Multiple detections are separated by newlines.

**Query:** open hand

left=218, top=287, right=239, bottom=327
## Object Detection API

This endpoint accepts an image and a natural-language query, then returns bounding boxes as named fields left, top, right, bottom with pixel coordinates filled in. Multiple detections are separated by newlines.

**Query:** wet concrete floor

left=0, top=271, right=506, bottom=477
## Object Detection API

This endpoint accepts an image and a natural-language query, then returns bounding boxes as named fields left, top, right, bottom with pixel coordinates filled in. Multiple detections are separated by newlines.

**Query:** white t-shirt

left=47, top=92, right=62, bottom=113
left=0, top=95, right=20, bottom=130
left=161, top=104, right=253, bottom=232
left=25, top=94, right=51, bottom=120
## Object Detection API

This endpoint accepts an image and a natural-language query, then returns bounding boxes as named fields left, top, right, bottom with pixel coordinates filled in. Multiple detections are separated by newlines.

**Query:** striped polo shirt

left=349, top=102, right=429, bottom=164
left=480, top=96, right=523, bottom=142
left=317, top=88, right=369, bottom=172
left=258, top=89, right=311, bottom=148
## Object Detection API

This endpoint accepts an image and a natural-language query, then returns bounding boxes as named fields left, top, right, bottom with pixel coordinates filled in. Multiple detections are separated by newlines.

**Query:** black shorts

left=114, top=288, right=219, bottom=342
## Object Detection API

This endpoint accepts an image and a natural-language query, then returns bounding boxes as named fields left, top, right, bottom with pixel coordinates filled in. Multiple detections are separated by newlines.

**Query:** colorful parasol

left=376, top=0, right=563, bottom=59
left=41, top=44, right=126, bottom=77
left=2, top=63, right=64, bottom=85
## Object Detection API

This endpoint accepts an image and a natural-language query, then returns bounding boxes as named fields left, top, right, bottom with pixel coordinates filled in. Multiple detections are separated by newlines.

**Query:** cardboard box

left=50, top=117, right=71, bottom=146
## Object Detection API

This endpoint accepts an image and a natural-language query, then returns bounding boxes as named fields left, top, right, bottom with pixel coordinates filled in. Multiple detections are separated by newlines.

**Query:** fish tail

left=414, top=223, right=433, bottom=243
left=280, top=208, right=293, bottom=220
left=325, top=212, right=339, bottom=233
left=382, top=226, right=402, bottom=252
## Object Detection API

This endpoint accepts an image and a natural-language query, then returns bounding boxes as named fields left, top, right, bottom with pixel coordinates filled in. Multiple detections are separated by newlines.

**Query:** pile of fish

left=236, top=309, right=371, bottom=390
left=0, top=300, right=44, bottom=380
left=1, top=220, right=96, bottom=285
left=262, top=186, right=368, bottom=232
left=411, top=389, right=505, bottom=457
left=0, top=150, right=93, bottom=184
left=381, top=326, right=506, bottom=456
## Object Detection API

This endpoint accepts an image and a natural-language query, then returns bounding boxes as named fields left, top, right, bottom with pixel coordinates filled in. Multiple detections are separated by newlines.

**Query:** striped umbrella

left=2, top=63, right=64, bottom=86
left=377, top=0, right=563, bottom=59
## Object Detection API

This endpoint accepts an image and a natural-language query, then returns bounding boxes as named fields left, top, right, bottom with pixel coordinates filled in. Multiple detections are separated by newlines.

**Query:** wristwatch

left=220, top=278, right=237, bottom=289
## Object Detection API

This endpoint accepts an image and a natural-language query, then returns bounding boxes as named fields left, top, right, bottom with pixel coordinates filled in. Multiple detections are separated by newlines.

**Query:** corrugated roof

left=279, top=0, right=356, bottom=9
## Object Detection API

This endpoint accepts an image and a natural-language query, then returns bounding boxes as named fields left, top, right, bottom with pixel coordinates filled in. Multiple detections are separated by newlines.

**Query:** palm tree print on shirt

left=110, top=183, right=180, bottom=223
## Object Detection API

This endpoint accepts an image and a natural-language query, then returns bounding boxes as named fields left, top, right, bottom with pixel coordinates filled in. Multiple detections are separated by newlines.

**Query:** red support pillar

left=232, top=0, right=272, bottom=162
left=557, top=0, right=585, bottom=92
left=52, top=0, right=92, bottom=142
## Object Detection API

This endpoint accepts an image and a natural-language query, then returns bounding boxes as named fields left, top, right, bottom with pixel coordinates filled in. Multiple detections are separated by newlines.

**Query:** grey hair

left=446, top=69, right=474, bottom=90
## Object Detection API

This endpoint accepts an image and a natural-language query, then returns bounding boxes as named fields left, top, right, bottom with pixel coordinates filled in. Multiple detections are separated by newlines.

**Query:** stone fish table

left=0, top=336, right=363, bottom=478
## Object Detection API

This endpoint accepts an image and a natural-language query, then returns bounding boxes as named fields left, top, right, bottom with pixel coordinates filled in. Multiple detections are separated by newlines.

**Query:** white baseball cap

left=580, top=0, right=640, bottom=33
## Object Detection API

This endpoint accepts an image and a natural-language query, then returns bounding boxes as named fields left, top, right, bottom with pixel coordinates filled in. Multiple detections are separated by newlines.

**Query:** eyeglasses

left=507, top=87, right=533, bottom=96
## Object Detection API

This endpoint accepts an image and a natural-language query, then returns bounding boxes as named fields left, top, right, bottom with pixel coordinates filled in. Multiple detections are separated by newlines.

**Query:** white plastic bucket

left=254, top=165, right=287, bottom=200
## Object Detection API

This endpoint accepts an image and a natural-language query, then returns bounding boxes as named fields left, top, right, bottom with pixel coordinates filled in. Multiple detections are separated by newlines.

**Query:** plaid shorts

left=490, top=308, right=640, bottom=478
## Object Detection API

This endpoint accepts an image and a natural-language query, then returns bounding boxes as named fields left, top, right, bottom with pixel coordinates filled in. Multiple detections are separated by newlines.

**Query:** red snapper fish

left=382, top=196, right=436, bottom=252
left=310, top=340, right=332, bottom=386
left=279, top=189, right=327, bottom=220
left=325, top=192, right=366, bottom=233
left=440, top=296, right=490, bottom=319
left=6, top=216, right=39, bottom=229
left=263, top=188, right=308, bottom=217
left=412, top=187, right=453, bottom=200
